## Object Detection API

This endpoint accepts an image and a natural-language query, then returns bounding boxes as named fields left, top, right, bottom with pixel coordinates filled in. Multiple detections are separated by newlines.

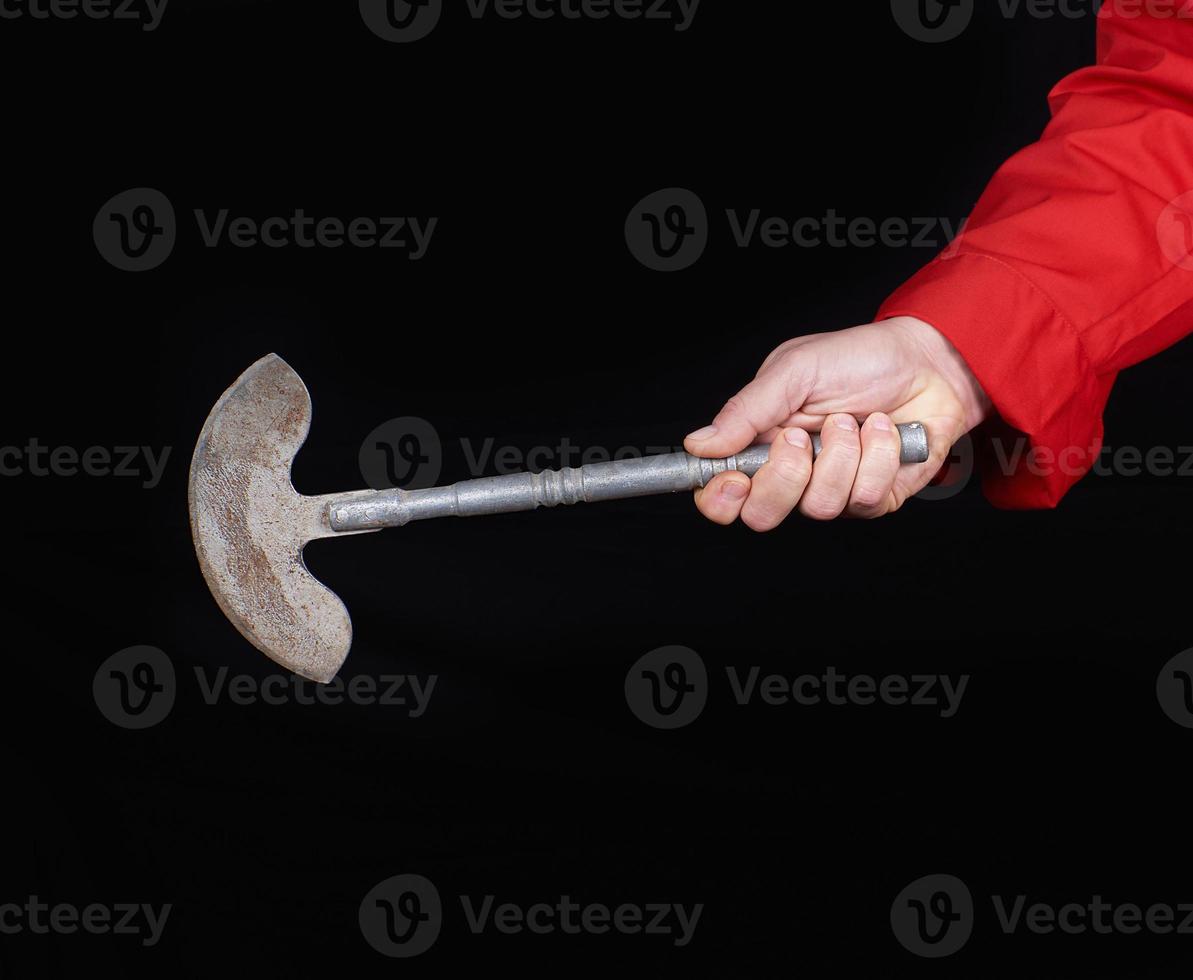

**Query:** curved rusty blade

left=188, top=353, right=368, bottom=683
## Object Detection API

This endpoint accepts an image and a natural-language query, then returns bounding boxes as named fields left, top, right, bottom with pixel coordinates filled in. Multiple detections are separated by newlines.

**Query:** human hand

left=685, top=316, right=991, bottom=528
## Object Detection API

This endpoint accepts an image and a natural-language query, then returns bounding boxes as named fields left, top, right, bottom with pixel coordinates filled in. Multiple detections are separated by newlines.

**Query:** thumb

left=684, top=362, right=812, bottom=458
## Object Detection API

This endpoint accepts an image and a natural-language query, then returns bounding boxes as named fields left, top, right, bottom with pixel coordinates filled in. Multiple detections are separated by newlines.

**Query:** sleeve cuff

left=876, top=252, right=1114, bottom=509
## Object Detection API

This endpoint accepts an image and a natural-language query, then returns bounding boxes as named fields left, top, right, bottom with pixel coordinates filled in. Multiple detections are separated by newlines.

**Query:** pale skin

left=685, top=316, right=992, bottom=529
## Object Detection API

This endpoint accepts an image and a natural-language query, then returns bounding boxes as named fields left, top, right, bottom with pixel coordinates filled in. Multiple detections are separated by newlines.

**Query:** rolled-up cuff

left=877, top=252, right=1114, bottom=509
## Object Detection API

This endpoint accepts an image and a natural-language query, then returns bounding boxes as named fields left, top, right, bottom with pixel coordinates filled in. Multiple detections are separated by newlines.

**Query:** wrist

left=890, top=315, right=992, bottom=432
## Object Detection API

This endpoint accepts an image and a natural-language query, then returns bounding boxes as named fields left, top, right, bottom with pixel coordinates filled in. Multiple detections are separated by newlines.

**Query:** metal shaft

left=327, top=422, right=929, bottom=532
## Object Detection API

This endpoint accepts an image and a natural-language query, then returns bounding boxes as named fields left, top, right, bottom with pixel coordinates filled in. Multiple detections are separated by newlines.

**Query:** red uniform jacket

left=877, top=8, right=1193, bottom=508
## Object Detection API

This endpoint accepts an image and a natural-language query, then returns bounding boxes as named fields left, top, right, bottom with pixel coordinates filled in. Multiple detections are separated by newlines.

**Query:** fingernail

left=722, top=480, right=748, bottom=500
left=870, top=414, right=893, bottom=432
left=834, top=415, right=858, bottom=431
left=785, top=428, right=811, bottom=448
left=687, top=425, right=718, bottom=441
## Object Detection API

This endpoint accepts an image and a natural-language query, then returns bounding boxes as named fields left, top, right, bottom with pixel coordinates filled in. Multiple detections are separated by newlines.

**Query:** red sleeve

left=877, top=8, right=1193, bottom=509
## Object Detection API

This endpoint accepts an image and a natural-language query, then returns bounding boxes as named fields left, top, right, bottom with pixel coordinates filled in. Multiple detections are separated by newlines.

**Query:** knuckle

left=758, top=346, right=789, bottom=374
left=767, top=455, right=811, bottom=487
left=769, top=347, right=799, bottom=372
left=699, top=508, right=736, bottom=527
left=695, top=495, right=737, bottom=526
left=722, top=394, right=749, bottom=419
left=824, top=432, right=861, bottom=459
left=799, top=491, right=845, bottom=521
left=850, top=482, right=888, bottom=511
left=867, top=439, right=901, bottom=461
left=741, top=508, right=779, bottom=533
left=741, top=497, right=785, bottom=532
left=848, top=501, right=884, bottom=520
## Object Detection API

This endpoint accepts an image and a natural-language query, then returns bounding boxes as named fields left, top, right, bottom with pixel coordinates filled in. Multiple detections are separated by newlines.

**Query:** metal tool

left=189, top=354, right=930, bottom=682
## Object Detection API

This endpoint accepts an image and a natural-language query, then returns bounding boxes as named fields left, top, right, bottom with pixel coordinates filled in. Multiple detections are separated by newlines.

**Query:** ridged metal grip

left=328, top=422, right=929, bottom=532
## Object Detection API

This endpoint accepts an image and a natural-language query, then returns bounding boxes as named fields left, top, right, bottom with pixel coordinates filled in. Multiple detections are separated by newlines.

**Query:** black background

left=3, top=0, right=1193, bottom=975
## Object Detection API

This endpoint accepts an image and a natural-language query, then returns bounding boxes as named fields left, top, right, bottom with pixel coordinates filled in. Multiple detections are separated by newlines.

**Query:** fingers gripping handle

left=328, top=422, right=929, bottom=532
